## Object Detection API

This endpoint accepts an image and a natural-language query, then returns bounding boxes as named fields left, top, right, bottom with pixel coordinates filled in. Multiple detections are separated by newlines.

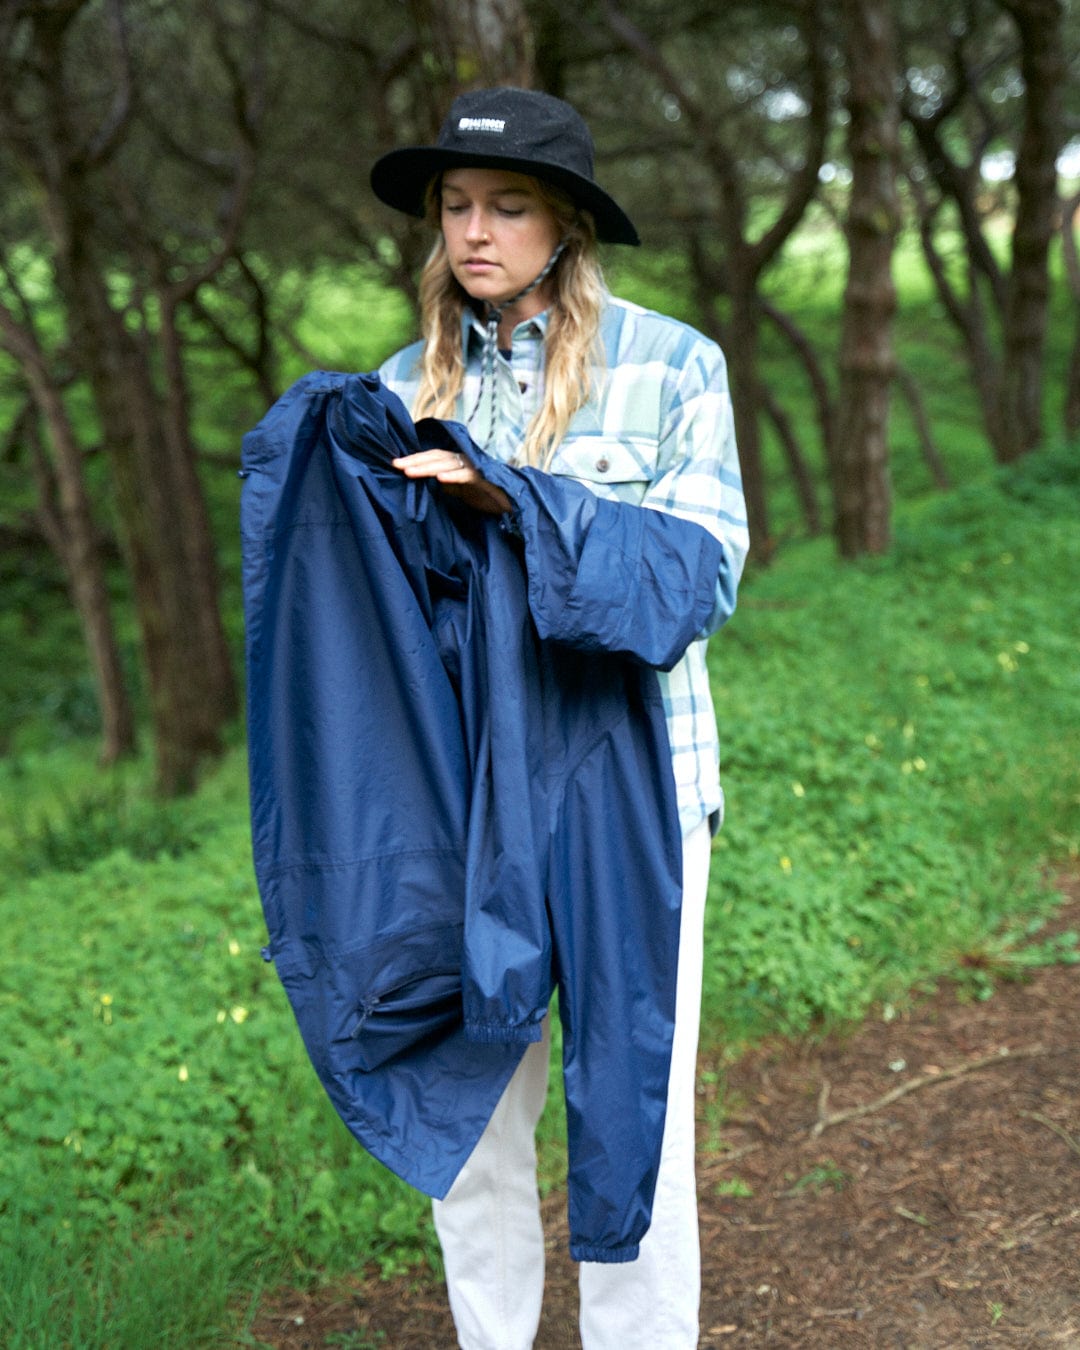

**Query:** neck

left=483, top=239, right=567, bottom=349
left=494, top=289, right=551, bottom=348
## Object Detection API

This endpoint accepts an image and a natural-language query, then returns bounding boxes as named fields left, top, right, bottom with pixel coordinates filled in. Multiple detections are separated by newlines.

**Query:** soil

left=248, top=881, right=1080, bottom=1349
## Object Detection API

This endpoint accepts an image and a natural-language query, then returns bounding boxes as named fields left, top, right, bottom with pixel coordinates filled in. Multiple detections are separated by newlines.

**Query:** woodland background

left=1, top=2, right=1078, bottom=1346
left=1, top=0, right=1077, bottom=791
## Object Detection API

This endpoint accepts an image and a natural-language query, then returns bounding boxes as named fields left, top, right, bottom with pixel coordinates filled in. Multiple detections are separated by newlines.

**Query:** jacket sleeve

left=423, top=330, right=747, bottom=671
left=471, top=450, right=728, bottom=673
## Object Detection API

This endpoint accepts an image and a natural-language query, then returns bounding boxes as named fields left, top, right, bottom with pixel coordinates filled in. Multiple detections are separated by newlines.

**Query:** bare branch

left=188, top=254, right=278, bottom=403
left=811, top=1046, right=1049, bottom=1138
left=761, top=297, right=837, bottom=473
left=599, top=0, right=745, bottom=228
left=161, top=13, right=265, bottom=305
left=1020, top=1110, right=1080, bottom=1158
left=82, top=0, right=133, bottom=167
left=896, top=365, right=951, bottom=489
left=749, top=0, right=829, bottom=273
left=257, top=0, right=381, bottom=61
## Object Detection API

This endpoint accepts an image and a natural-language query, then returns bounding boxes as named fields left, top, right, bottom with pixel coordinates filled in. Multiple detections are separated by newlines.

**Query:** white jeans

left=433, top=818, right=713, bottom=1350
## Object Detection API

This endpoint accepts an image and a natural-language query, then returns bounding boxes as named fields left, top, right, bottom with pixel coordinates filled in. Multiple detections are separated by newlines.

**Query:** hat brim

left=370, top=146, right=640, bottom=247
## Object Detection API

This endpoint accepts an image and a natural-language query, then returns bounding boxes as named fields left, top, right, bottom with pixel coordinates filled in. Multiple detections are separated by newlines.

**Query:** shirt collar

left=462, top=305, right=550, bottom=354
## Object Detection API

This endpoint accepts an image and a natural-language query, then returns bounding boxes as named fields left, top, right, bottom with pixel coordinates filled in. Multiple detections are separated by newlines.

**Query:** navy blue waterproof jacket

left=240, top=371, right=724, bottom=1262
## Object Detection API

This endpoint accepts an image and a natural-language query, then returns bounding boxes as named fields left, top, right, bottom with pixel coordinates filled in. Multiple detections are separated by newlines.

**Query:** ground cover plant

left=3, top=443, right=1076, bottom=1348
left=703, top=443, right=1080, bottom=1046
left=1, top=251, right=1077, bottom=1345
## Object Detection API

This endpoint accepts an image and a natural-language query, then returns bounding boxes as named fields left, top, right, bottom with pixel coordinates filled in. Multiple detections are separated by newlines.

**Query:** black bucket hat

left=370, top=87, right=640, bottom=247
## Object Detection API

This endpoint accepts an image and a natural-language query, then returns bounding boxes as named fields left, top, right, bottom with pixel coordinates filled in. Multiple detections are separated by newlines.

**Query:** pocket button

left=596, top=457, right=610, bottom=473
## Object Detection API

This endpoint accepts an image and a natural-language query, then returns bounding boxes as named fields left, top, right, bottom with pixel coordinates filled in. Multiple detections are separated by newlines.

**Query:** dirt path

left=249, top=885, right=1080, bottom=1348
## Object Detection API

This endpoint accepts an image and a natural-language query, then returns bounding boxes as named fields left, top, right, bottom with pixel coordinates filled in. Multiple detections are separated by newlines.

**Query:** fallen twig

left=894, top=1205, right=932, bottom=1227
left=810, top=1045, right=1048, bottom=1138
left=699, top=1142, right=763, bottom=1170
left=1019, top=1111, right=1080, bottom=1157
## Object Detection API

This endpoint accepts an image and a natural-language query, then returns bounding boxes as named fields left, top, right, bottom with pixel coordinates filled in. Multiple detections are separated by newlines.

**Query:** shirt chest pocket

left=549, top=434, right=658, bottom=503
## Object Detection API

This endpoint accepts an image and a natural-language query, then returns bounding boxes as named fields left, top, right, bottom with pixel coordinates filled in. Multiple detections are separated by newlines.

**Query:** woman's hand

left=391, top=449, right=513, bottom=517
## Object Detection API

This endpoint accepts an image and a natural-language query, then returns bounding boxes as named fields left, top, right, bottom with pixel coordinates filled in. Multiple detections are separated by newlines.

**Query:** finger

left=390, top=450, right=445, bottom=472
left=392, top=450, right=472, bottom=477
left=435, top=463, right=477, bottom=483
left=391, top=449, right=471, bottom=468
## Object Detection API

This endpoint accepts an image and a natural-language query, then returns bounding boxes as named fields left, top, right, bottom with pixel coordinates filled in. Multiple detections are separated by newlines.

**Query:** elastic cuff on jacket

left=571, top=1240, right=641, bottom=1264
left=464, top=1019, right=543, bottom=1045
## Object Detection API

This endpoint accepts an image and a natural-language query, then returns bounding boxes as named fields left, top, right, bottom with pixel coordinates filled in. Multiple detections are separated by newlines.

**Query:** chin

left=461, top=283, right=503, bottom=305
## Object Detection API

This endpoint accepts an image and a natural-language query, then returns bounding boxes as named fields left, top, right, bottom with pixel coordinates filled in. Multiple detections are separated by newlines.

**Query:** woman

left=370, top=86, right=749, bottom=1350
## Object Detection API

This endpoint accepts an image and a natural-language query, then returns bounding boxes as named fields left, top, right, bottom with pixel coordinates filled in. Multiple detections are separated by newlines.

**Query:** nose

left=464, top=208, right=489, bottom=244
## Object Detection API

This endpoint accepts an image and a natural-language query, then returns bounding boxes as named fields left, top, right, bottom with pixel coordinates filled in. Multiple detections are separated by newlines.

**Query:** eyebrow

left=442, top=185, right=533, bottom=200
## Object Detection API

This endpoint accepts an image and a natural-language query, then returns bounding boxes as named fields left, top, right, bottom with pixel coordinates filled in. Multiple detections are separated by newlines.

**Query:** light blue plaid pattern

left=380, top=295, right=749, bottom=832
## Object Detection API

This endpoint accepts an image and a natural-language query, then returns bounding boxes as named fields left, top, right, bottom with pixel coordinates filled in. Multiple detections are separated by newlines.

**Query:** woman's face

left=440, top=168, right=562, bottom=313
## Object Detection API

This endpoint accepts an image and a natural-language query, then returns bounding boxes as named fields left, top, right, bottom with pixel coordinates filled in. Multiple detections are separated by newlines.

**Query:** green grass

left=2, top=443, right=1077, bottom=1346
left=702, top=442, right=1080, bottom=1043
left=2, top=240, right=1079, bottom=1343
left=0, top=750, right=438, bottom=1348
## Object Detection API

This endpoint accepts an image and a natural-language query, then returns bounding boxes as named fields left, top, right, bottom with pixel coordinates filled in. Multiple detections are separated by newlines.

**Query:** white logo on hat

left=458, top=117, right=506, bottom=134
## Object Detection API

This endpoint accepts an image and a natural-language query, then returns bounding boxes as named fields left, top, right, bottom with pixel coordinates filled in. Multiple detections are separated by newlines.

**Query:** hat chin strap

left=468, top=239, right=568, bottom=450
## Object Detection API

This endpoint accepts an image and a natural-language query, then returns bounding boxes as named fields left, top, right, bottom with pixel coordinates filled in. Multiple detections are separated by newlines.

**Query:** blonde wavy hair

left=411, top=176, right=607, bottom=468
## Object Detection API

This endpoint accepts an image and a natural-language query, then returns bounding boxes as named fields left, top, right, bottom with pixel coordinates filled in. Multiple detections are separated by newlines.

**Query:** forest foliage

left=2, top=424, right=1077, bottom=1347
left=1, top=5, right=1079, bottom=1341
left=0, top=0, right=1078, bottom=786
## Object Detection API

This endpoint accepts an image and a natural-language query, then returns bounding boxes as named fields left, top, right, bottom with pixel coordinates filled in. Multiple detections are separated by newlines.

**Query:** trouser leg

left=578, top=817, right=712, bottom=1350
left=433, top=1019, right=551, bottom=1350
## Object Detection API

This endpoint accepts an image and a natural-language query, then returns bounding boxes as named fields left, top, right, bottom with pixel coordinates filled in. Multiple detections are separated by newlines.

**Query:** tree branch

left=162, top=11, right=265, bottom=305
left=82, top=0, right=133, bottom=167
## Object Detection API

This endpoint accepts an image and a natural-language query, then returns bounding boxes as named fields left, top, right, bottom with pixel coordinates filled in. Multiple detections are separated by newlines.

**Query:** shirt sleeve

left=377, top=341, right=425, bottom=413
left=643, top=336, right=749, bottom=637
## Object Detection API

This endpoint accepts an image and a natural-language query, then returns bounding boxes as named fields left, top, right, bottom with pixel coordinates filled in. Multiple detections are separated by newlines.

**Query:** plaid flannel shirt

left=379, top=294, right=749, bottom=833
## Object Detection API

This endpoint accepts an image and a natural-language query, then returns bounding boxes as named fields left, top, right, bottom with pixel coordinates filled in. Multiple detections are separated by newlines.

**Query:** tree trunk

left=906, top=174, right=1012, bottom=460
left=1058, top=191, right=1080, bottom=440
left=726, top=272, right=772, bottom=561
left=10, top=8, right=242, bottom=795
left=993, top=0, right=1066, bottom=462
left=0, top=304, right=137, bottom=764
left=834, top=0, right=901, bottom=558
left=601, top=0, right=830, bottom=561
left=90, top=300, right=238, bottom=794
left=159, top=294, right=239, bottom=735
left=55, top=194, right=238, bottom=793
left=902, top=2, right=1067, bottom=466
